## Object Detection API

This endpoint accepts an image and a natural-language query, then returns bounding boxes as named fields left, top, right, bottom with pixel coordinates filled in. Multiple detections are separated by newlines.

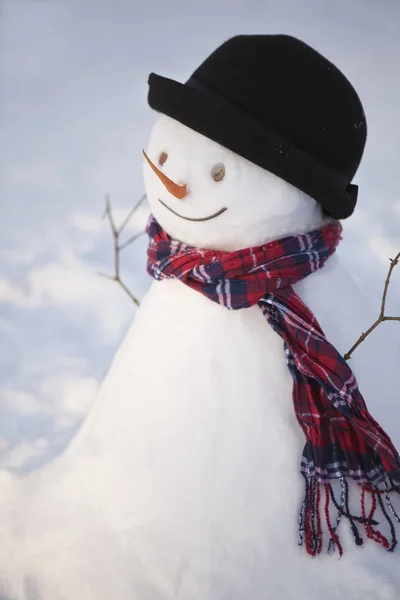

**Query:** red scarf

left=147, top=215, right=400, bottom=556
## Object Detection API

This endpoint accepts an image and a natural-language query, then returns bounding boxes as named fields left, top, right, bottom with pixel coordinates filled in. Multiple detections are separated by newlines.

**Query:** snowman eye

left=211, top=163, right=225, bottom=182
left=158, top=152, right=168, bottom=167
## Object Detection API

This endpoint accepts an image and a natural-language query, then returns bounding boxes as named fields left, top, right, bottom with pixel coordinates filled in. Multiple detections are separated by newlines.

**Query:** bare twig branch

left=115, top=280, right=141, bottom=306
left=104, top=194, right=118, bottom=236
left=100, top=194, right=147, bottom=307
left=344, top=251, right=400, bottom=360
left=117, top=193, right=146, bottom=235
left=118, top=231, right=146, bottom=252
left=97, top=271, right=117, bottom=281
left=380, top=253, right=400, bottom=318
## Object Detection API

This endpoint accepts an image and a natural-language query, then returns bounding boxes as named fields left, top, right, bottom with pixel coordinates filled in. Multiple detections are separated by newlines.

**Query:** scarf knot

left=147, top=215, right=400, bottom=556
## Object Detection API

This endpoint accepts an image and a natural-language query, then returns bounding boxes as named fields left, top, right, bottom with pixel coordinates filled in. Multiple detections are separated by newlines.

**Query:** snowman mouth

left=158, top=199, right=227, bottom=222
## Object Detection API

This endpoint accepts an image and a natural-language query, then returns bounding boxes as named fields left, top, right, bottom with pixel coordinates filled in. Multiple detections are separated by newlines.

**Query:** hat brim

left=147, top=73, right=357, bottom=220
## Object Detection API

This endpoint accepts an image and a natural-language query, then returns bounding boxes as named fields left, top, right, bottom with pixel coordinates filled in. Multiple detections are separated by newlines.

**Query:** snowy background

left=0, top=0, right=399, bottom=472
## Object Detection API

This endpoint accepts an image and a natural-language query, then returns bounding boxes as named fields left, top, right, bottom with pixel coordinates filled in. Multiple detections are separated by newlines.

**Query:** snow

left=0, top=114, right=399, bottom=599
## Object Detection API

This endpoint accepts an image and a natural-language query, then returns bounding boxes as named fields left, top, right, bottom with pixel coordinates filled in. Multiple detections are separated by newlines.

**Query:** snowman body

left=0, top=116, right=399, bottom=600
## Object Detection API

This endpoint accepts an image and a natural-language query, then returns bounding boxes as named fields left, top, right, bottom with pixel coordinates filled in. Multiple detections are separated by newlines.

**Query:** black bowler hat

left=147, top=34, right=367, bottom=219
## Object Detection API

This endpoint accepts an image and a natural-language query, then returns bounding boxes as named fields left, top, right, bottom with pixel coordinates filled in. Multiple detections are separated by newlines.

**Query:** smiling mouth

left=158, top=199, right=228, bottom=222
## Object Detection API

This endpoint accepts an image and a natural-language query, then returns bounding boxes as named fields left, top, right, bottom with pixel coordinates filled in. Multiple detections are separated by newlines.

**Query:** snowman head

left=144, top=35, right=367, bottom=250
left=143, top=114, right=324, bottom=251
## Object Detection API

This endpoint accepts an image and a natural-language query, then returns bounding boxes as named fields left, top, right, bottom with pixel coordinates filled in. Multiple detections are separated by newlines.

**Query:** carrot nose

left=142, top=150, right=188, bottom=200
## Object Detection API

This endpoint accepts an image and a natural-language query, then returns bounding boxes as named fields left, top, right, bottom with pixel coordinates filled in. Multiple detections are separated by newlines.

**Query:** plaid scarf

left=147, top=215, right=400, bottom=556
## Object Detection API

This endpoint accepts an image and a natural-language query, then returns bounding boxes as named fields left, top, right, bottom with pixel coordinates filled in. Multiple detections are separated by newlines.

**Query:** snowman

left=0, top=34, right=400, bottom=600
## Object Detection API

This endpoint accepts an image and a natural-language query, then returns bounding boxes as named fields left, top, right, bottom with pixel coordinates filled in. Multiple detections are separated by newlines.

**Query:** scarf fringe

left=298, top=476, right=400, bottom=557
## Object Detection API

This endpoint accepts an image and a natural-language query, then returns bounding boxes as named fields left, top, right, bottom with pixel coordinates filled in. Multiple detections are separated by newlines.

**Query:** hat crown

left=190, top=35, right=366, bottom=181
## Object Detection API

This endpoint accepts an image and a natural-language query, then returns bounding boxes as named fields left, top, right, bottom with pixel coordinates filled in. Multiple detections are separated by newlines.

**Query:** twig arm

left=99, top=194, right=145, bottom=307
left=380, top=252, right=400, bottom=318
left=343, top=318, right=382, bottom=361
left=345, top=251, right=400, bottom=360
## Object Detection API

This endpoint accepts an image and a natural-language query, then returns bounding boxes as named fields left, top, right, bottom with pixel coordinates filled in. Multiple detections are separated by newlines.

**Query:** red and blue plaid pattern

left=147, top=215, right=400, bottom=556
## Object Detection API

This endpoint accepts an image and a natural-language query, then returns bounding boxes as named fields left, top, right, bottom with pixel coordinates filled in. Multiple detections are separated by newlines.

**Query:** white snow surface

left=0, top=117, right=399, bottom=599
